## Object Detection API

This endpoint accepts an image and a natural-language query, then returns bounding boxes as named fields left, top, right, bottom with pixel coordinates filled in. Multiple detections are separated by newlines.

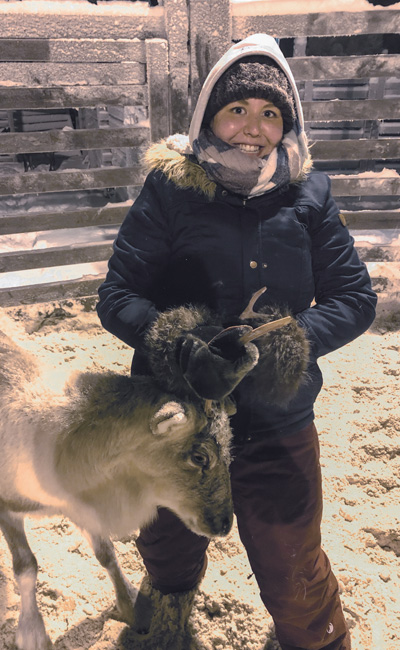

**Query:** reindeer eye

left=190, top=451, right=209, bottom=469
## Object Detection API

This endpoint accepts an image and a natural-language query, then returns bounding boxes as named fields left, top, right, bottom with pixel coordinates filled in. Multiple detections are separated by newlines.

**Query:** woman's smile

left=236, top=143, right=263, bottom=154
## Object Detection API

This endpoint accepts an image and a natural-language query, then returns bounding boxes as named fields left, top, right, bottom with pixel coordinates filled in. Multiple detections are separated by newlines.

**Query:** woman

left=97, top=34, right=376, bottom=650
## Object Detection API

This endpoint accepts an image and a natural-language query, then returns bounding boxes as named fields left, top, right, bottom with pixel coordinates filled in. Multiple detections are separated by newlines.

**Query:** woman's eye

left=263, top=110, right=276, bottom=118
left=231, top=106, right=244, bottom=115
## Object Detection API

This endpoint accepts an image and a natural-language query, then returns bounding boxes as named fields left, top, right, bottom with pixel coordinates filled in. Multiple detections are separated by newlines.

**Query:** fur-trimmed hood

left=143, top=135, right=217, bottom=199
left=144, top=34, right=312, bottom=198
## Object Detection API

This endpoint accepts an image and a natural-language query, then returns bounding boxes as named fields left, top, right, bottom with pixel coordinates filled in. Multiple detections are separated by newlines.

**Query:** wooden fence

left=0, top=0, right=399, bottom=307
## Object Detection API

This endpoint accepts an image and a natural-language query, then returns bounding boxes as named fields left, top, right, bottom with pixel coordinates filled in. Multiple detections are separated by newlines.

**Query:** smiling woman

left=96, top=33, right=377, bottom=650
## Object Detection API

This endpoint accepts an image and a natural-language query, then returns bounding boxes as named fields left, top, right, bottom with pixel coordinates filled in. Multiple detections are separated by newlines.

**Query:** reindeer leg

left=0, top=511, right=51, bottom=650
left=87, top=534, right=139, bottom=627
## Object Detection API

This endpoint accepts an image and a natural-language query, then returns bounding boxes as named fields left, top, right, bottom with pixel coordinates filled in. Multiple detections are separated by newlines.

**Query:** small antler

left=239, top=287, right=293, bottom=341
left=239, top=316, right=293, bottom=343
left=239, top=286, right=267, bottom=320
left=202, top=288, right=293, bottom=414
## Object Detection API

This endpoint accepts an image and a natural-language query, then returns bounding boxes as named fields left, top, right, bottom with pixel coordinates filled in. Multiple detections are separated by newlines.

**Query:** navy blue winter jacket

left=97, top=164, right=377, bottom=440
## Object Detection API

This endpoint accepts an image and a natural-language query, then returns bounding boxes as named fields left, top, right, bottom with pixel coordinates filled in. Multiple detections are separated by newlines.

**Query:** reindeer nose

left=210, top=513, right=233, bottom=536
left=205, top=506, right=233, bottom=536
left=221, top=515, right=233, bottom=536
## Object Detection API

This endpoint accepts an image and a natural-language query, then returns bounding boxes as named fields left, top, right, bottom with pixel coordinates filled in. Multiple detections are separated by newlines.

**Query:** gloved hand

left=145, top=305, right=259, bottom=400
left=177, top=325, right=259, bottom=400
left=238, top=305, right=310, bottom=405
left=209, top=325, right=253, bottom=360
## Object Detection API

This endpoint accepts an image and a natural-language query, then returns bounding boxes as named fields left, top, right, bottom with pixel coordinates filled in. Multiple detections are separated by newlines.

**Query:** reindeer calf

left=0, top=331, right=233, bottom=650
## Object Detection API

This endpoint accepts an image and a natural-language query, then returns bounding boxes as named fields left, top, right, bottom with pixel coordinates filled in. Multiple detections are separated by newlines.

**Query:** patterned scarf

left=192, top=125, right=309, bottom=197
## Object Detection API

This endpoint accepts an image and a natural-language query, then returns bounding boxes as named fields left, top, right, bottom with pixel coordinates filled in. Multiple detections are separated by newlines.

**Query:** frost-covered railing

left=0, top=0, right=399, bottom=306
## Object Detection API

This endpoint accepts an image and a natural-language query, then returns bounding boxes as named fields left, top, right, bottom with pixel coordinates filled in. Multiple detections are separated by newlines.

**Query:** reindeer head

left=146, top=398, right=233, bottom=538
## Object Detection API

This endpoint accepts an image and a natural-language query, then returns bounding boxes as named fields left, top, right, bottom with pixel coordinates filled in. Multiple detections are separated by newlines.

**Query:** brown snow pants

left=136, top=422, right=351, bottom=650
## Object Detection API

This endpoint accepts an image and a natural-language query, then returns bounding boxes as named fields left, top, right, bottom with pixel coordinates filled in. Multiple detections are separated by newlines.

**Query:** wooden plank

left=12, top=120, right=72, bottom=133
left=0, top=127, right=150, bottom=155
left=164, top=0, right=190, bottom=133
left=16, top=110, right=72, bottom=125
left=0, top=62, right=145, bottom=87
left=0, top=242, right=397, bottom=310
left=6, top=209, right=398, bottom=237
left=0, top=13, right=165, bottom=40
left=303, top=98, right=399, bottom=122
left=0, top=263, right=395, bottom=308
left=188, top=0, right=232, bottom=105
left=311, top=139, right=400, bottom=161
left=232, top=10, right=400, bottom=39
left=342, top=210, right=400, bottom=230
left=0, top=38, right=146, bottom=63
left=2, top=204, right=398, bottom=240
left=4, top=168, right=392, bottom=200
left=0, top=203, right=130, bottom=235
left=0, top=166, right=145, bottom=196
left=146, top=39, right=170, bottom=141
left=330, top=175, right=400, bottom=197
left=357, top=246, right=397, bottom=264
left=0, top=85, right=148, bottom=111
left=0, top=242, right=113, bottom=273
left=289, top=55, right=398, bottom=82
left=0, top=276, right=106, bottom=308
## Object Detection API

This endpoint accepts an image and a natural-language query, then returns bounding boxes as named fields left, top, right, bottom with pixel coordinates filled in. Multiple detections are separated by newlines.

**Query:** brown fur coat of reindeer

left=0, top=289, right=309, bottom=650
left=0, top=329, right=244, bottom=650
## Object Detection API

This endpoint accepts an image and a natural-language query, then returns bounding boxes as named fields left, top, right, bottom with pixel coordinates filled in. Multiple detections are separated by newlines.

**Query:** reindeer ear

left=150, top=402, right=188, bottom=435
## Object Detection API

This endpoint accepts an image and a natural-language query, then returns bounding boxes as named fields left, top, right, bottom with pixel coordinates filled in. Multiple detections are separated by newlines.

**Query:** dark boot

left=121, top=574, right=197, bottom=650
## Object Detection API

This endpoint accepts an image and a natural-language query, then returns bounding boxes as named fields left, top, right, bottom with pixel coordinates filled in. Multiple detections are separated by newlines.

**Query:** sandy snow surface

left=0, top=299, right=399, bottom=650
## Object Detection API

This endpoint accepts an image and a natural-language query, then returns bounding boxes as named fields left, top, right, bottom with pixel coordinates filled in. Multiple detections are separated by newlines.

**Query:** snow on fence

left=0, top=0, right=399, bottom=307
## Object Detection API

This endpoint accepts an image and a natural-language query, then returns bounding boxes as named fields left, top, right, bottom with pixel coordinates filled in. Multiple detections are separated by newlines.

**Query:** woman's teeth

left=238, top=144, right=260, bottom=153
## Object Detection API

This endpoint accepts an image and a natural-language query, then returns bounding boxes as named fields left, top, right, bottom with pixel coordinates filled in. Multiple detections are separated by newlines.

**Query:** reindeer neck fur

left=54, top=372, right=231, bottom=539
left=55, top=373, right=162, bottom=491
left=0, top=331, right=166, bottom=536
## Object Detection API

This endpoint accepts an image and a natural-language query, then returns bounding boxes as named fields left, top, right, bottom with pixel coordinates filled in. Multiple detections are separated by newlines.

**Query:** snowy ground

left=0, top=299, right=399, bottom=650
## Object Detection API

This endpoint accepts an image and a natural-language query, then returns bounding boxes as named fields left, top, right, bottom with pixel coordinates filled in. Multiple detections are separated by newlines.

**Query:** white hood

left=188, top=33, right=304, bottom=148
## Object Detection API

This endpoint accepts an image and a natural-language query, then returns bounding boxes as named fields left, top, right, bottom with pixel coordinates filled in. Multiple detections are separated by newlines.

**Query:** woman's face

left=211, top=97, right=284, bottom=159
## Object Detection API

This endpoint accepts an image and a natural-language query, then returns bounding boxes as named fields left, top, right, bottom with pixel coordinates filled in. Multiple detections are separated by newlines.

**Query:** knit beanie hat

left=203, top=55, right=296, bottom=134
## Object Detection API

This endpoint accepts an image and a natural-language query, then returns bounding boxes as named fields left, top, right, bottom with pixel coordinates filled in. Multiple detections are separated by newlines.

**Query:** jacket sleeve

left=296, top=176, right=377, bottom=360
left=96, top=171, right=171, bottom=349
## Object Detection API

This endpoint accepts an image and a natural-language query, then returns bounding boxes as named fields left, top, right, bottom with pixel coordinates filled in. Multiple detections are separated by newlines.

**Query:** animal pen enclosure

left=0, top=0, right=399, bottom=307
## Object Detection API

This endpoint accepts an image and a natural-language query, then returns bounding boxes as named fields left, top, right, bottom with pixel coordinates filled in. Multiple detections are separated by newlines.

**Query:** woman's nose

left=243, top=117, right=261, bottom=136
